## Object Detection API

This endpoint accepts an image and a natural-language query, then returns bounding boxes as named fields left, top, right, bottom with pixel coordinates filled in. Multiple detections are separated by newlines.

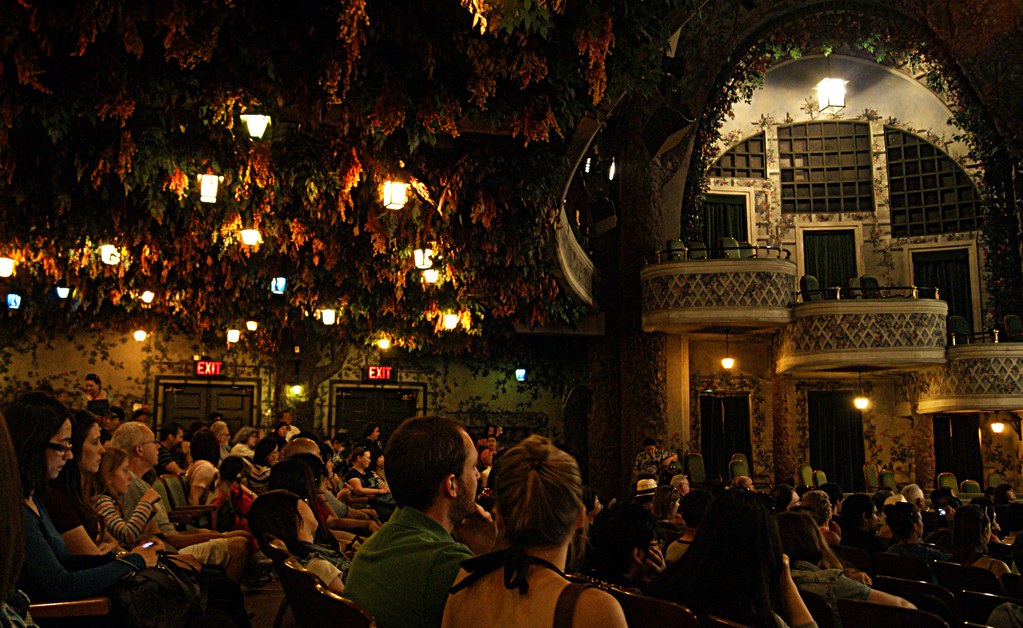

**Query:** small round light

left=240, top=229, right=261, bottom=246
left=721, top=357, right=735, bottom=370
left=140, top=290, right=155, bottom=304
left=991, top=421, right=1006, bottom=434
left=133, top=330, right=148, bottom=342
left=246, top=320, right=259, bottom=332
left=442, top=313, right=459, bottom=330
left=226, top=329, right=241, bottom=343
left=854, top=396, right=870, bottom=410
left=55, top=286, right=70, bottom=299
left=422, top=268, right=440, bottom=284
left=290, top=384, right=303, bottom=395
left=376, top=337, right=391, bottom=350
left=100, top=244, right=120, bottom=265
left=0, top=257, right=14, bottom=277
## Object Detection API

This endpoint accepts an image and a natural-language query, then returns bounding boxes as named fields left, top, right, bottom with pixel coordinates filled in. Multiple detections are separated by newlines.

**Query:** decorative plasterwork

left=917, top=344, right=1023, bottom=413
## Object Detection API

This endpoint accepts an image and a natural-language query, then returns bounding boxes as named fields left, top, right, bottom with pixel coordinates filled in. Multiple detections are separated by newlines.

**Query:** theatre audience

left=586, top=502, right=665, bottom=590
left=797, top=490, right=841, bottom=546
left=838, top=493, right=888, bottom=554
left=156, top=422, right=187, bottom=475
left=185, top=427, right=221, bottom=507
left=92, top=446, right=162, bottom=546
left=443, top=436, right=626, bottom=627
left=229, top=427, right=259, bottom=459
left=771, top=484, right=800, bottom=512
left=883, top=502, right=950, bottom=566
left=582, top=486, right=604, bottom=526
left=652, top=485, right=683, bottom=542
left=245, top=437, right=280, bottom=495
left=345, top=445, right=396, bottom=521
left=950, top=504, right=1011, bottom=579
left=647, top=489, right=815, bottom=627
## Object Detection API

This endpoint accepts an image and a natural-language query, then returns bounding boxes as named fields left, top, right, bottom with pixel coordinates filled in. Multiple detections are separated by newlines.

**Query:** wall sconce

left=817, top=55, right=847, bottom=114
left=226, top=328, right=241, bottom=343
left=240, top=228, right=261, bottom=246
left=991, top=421, right=1006, bottom=434
left=140, top=290, right=155, bottom=304
left=376, top=337, right=391, bottom=350
left=198, top=174, right=223, bottom=203
left=100, top=244, right=121, bottom=265
left=422, top=268, right=440, bottom=284
left=239, top=114, right=271, bottom=139
left=270, top=277, right=287, bottom=294
left=382, top=181, right=408, bottom=210
left=246, top=320, right=259, bottom=331
left=6, top=293, right=21, bottom=309
left=413, top=248, right=434, bottom=270
left=0, top=257, right=14, bottom=277
left=990, top=415, right=1021, bottom=437
left=721, top=332, right=735, bottom=370
left=320, top=308, right=337, bottom=326
left=55, top=286, right=71, bottom=299
left=442, top=312, right=459, bottom=330
left=133, top=330, right=148, bottom=342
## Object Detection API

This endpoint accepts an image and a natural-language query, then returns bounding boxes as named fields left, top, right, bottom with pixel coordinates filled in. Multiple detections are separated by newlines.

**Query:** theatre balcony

left=916, top=334, right=1023, bottom=414
left=640, top=241, right=796, bottom=333
left=775, top=284, right=948, bottom=375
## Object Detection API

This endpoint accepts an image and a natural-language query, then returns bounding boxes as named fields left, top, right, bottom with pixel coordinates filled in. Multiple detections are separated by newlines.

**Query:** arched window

left=709, top=132, right=767, bottom=179
left=778, top=121, right=873, bottom=213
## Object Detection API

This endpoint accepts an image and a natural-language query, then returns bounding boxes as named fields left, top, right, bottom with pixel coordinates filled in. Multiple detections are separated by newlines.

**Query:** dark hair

left=647, top=489, right=783, bottom=628
left=268, top=457, right=337, bottom=549
left=839, top=493, right=876, bottom=534
left=582, top=486, right=599, bottom=513
left=186, top=421, right=207, bottom=441
left=208, top=412, right=225, bottom=422
left=819, top=482, right=843, bottom=507
left=318, top=441, right=333, bottom=465
left=0, top=409, right=24, bottom=601
left=951, top=503, right=991, bottom=563
left=871, top=487, right=894, bottom=513
left=290, top=453, right=327, bottom=481
left=219, top=456, right=246, bottom=483
left=190, top=428, right=220, bottom=465
left=775, top=510, right=843, bottom=569
left=885, top=502, right=921, bottom=540
left=107, top=406, right=126, bottom=423
left=680, top=488, right=713, bottom=529
left=770, top=483, right=795, bottom=513
left=159, top=422, right=183, bottom=441
left=253, top=437, right=279, bottom=467
left=994, top=484, right=1015, bottom=506
left=248, top=489, right=312, bottom=559
left=85, top=373, right=101, bottom=386
left=272, top=421, right=290, bottom=444
left=384, top=416, right=468, bottom=511
left=642, top=437, right=657, bottom=448
left=361, top=422, right=380, bottom=439
left=131, top=409, right=149, bottom=421
left=5, top=391, right=72, bottom=498
left=589, top=502, right=659, bottom=581
left=50, top=410, right=104, bottom=540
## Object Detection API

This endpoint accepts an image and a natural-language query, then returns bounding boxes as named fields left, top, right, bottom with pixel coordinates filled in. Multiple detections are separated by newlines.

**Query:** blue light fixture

left=7, top=293, right=22, bottom=309
left=515, top=368, right=527, bottom=382
left=270, top=277, right=287, bottom=294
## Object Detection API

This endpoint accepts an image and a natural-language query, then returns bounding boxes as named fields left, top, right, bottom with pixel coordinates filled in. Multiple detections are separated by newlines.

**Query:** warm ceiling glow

left=198, top=174, right=222, bottom=203
left=721, top=356, right=735, bottom=370
left=133, top=330, right=148, bottom=342
left=422, top=268, right=440, bottom=284
left=382, top=181, right=408, bottom=210
left=991, top=421, right=1006, bottom=434
left=226, top=328, right=241, bottom=343
left=140, top=290, right=155, bottom=304
left=240, top=114, right=271, bottom=139
left=321, top=308, right=337, bottom=326
left=414, top=248, right=434, bottom=270
left=443, top=312, right=459, bottom=330
left=817, top=77, right=847, bottom=113
left=0, top=257, right=14, bottom=277
left=376, top=337, right=391, bottom=350
left=853, top=396, right=870, bottom=410
left=246, top=320, right=259, bottom=331
left=100, top=244, right=120, bottom=265
left=240, top=228, right=261, bottom=246
left=55, top=286, right=70, bottom=299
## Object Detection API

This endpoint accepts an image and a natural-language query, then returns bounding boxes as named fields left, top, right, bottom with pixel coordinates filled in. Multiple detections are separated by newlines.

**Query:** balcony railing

left=916, top=342, right=1023, bottom=413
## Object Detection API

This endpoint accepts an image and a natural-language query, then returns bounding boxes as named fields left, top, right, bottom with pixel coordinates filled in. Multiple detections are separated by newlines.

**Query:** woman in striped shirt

left=91, top=446, right=162, bottom=546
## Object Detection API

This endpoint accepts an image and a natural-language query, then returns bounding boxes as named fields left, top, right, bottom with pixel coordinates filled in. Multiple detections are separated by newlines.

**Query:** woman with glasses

left=5, top=391, right=159, bottom=601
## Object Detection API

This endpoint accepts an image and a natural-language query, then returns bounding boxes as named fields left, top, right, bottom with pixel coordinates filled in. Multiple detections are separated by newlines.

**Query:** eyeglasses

left=46, top=441, right=73, bottom=456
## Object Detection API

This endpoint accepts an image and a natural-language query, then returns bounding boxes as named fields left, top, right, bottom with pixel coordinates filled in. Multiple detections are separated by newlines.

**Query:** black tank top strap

left=553, top=583, right=592, bottom=628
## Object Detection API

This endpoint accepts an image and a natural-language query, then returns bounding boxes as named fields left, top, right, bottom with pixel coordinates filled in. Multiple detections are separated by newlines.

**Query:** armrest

left=29, top=597, right=111, bottom=618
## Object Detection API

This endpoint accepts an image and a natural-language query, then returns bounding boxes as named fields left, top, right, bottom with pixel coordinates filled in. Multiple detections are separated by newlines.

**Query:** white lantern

left=376, top=337, right=391, bottom=350
left=140, top=290, right=155, bottom=304
left=55, top=286, right=70, bottom=299
left=422, top=268, right=440, bottom=284
left=853, top=395, right=870, bottom=410
left=817, top=77, right=847, bottom=114
left=0, top=257, right=14, bottom=277
left=321, top=309, right=337, bottom=326
left=240, top=114, right=271, bottom=139
left=270, top=277, right=287, bottom=294
left=133, top=330, right=148, bottom=342
left=992, top=421, right=1006, bottom=434
left=246, top=320, right=259, bottom=331
left=290, top=384, right=303, bottom=395
left=226, top=328, right=241, bottom=343
left=100, top=244, right=121, bottom=265
left=382, top=181, right=408, bottom=210
left=6, top=293, right=21, bottom=309
left=721, top=356, right=735, bottom=370
left=413, top=248, right=434, bottom=270
left=240, top=229, right=261, bottom=246
left=442, top=312, right=459, bottom=330
left=198, top=174, right=223, bottom=203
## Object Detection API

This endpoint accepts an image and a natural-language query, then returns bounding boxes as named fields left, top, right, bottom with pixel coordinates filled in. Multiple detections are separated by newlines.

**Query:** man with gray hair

left=111, top=422, right=251, bottom=582
left=901, top=483, right=926, bottom=511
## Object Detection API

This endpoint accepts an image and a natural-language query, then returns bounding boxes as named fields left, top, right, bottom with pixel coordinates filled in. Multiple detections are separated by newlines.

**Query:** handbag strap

left=553, top=583, right=591, bottom=628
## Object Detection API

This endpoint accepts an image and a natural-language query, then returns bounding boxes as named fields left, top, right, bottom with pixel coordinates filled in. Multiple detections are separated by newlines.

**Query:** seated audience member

left=272, top=454, right=380, bottom=536
left=819, top=482, right=845, bottom=522
left=670, top=473, right=691, bottom=497
left=156, top=422, right=187, bottom=475
left=209, top=420, right=232, bottom=463
left=731, top=475, right=754, bottom=490
left=631, top=437, right=677, bottom=488
left=344, top=416, right=496, bottom=628
left=582, top=486, right=604, bottom=526
left=839, top=493, right=888, bottom=554
left=586, top=502, right=666, bottom=590
left=245, top=437, right=280, bottom=495
left=647, top=489, right=815, bottom=627
left=1, top=407, right=32, bottom=624
left=777, top=511, right=914, bottom=615
left=6, top=392, right=157, bottom=601
left=653, top=485, right=683, bottom=533
left=345, top=445, right=396, bottom=520
left=950, top=503, right=1011, bottom=579
left=92, top=446, right=162, bottom=546
left=901, top=483, right=926, bottom=511
left=229, top=427, right=259, bottom=459
left=771, top=483, right=800, bottom=512
left=210, top=456, right=255, bottom=533
left=871, top=487, right=894, bottom=515
left=665, top=489, right=713, bottom=563
left=797, top=490, right=841, bottom=546
left=884, top=502, right=951, bottom=566
left=48, top=410, right=120, bottom=555
left=249, top=489, right=351, bottom=594
left=972, top=496, right=1009, bottom=543
left=185, top=427, right=221, bottom=507
left=634, top=477, right=657, bottom=512
left=443, top=436, right=626, bottom=627
left=111, top=422, right=252, bottom=583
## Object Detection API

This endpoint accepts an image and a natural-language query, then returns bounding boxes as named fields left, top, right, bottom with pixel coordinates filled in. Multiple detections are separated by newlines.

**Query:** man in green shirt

left=344, top=416, right=496, bottom=628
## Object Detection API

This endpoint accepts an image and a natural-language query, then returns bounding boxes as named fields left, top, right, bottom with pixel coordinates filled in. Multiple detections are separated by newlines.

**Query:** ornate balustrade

left=916, top=343, right=1023, bottom=413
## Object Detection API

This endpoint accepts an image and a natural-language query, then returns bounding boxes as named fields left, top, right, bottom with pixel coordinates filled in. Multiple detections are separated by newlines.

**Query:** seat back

left=947, top=315, right=971, bottom=345
left=956, top=591, right=1017, bottom=626
left=795, top=463, right=814, bottom=488
left=860, top=275, right=881, bottom=298
left=1004, top=314, right=1023, bottom=339
left=278, top=557, right=375, bottom=628
left=936, top=472, right=958, bottom=491
left=729, top=458, right=749, bottom=480
left=666, top=239, right=686, bottom=261
left=1001, top=572, right=1023, bottom=599
left=799, top=590, right=837, bottom=628
left=686, top=241, right=708, bottom=260
left=960, top=479, right=981, bottom=494
left=832, top=544, right=873, bottom=575
left=871, top=576, right=957, bottom=624
left=838, top=599, right=949, bottom=628
left=159, top=474, right=190, bottom=509
left=847, top=276, right=863, bottom=298
left=738, top=241, right=756, bottom=258
left=812, top=469, right=827, bottom=487
left=931, top=560, right=1004, bottom=595
left=152, top=476, right=173, bottom=506
left=800, top=275, right=821, bottom=302
left=702, top=616, right=751, bottom=627
left=731, top=452, right=748, bottom=466
left=604, top=588, right=700, bottom=628
left=986, top=472, right=1005, bottom=489
left=683, top=452, right=706, bottom=484
left=863, top=463, right=880, bottom=491
left=872, top=552, right=932, bottom=582
left=262, top=536, right=293, bottom=566
left=719, top=236, right=741, bottom=259
left=879, top=470, right=897, bottom=490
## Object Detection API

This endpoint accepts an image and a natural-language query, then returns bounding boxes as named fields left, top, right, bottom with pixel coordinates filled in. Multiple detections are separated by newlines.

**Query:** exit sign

left=364, top=365, right=396, bottom=381
left=195, top=360, right=223, bottom=376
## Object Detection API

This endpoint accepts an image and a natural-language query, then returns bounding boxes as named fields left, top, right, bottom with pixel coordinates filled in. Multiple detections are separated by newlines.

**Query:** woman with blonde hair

left=443, top=435, right=626, bottom=627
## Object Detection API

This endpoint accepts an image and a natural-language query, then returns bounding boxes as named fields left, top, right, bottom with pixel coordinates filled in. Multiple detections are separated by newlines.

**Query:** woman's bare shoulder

left=573, top=587, right=627, bottom=628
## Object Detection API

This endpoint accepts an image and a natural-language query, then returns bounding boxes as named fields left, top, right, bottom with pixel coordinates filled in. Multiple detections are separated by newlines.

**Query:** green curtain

left=803, top=230, right=857, bottom=292
left=913, top=249, right=973, bottom=329
left=807, top=390, right=865, bottom=492
left=932, top=414, right=982, bottom=483
left=702, top=194, right=748, bottom=251
left=699, top=394, right=752, bottom=479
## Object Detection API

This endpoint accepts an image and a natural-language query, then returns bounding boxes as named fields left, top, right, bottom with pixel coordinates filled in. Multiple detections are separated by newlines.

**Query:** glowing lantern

left=721, top=357, right=735, bottom=370
left=240, top=114, right=271, bottom=139
left=853, top=395, right=870, bottom=410
left=422, top=268, right=440, bottom=284
left=140, top=290, right=155, bottom=304
left=413, top=248, right=434, bottom=270
left=290, top=384, right=303, bottom=395
left=991, top=421, right=1006, bottom=434
left=133, top=330, right=148, bottom=342
left=240, top=229, right=261, bottom=246
left=376, top=337, right=391, bottom=350
left=6, top=294, right=21, bottom=309
left=198, top=174, right=223, bottom=203
left=270, top=277, right=287, bottom=294
left=55, top=286, right=70, bottom=299
left=321, top=309, right=337, bottom=326
left=100, top=244, right=121, bottom=265
left=0, top=257, right=14, bottom=277
left=226, top=329, right=241, bottom=343
left=382, top=181, right=408, bottom=210
left=817, top=77, right=847, bottom=113
left=442, top=313, right=459, bottom=330
left=246, top=320, right=259, bottom=331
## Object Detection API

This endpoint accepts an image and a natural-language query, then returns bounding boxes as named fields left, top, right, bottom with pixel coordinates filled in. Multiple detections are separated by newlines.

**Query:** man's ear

left=444, top=473, right=458, bottom=498
left=631, top=546, right=646, bottom=565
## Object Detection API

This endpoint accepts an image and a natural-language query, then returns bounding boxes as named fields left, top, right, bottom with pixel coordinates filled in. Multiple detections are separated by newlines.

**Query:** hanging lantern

left=240, top=228, right=261, bottom=246
left=290, top=384, right=303, bottom=395
left=6, top=293, right=21, bottom=309
left=442, top=312, right=459, bottom=330
left=320, top=309, right=337, bottom=326
left=382, top=181, right=409, bottom=210
left=55, top=286, right=70, bottom=299
left=240, top=114, right=271, bottom=139
left=100, top=244, right=121, bottom=265
left=816, top=78, right=847, bottom=113
left=226, top=328, right=241, bottom=343
left=0, top=257, right=14, bottom=277
left=140, top=290, right=155, bottom=304
left=991, top=421, right=1006, bottom=434
left=413, top=248, right=434, bottom=270
left=198, top=174, right=223, bottom=203
left=246, top=320, right=259, bottom=331
left=422, top=268, right=440, bottom=284
left=270, top=277, right=287, bottom=294
left=721, top=332, right=735, bottom=370
left=133, top=330, right=148, bottom=342
left=376, top=337, right=391, bottom=350
left=853, top=371, right=869, bottom=410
